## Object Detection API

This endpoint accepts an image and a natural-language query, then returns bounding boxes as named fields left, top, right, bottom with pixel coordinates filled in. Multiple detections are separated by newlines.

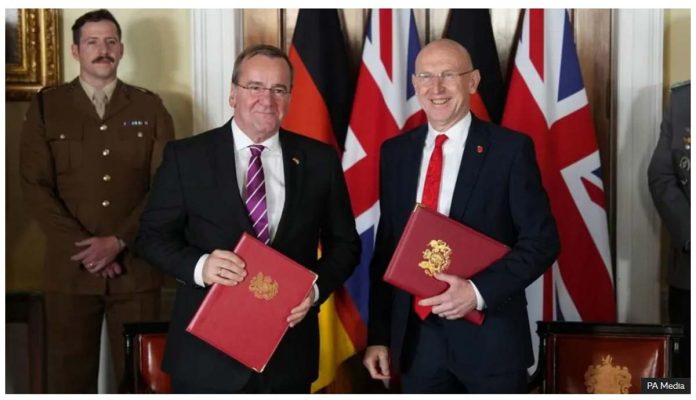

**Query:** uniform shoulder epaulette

left=36, top=83, right=67, bottom=124
left=671, top=80, right=690, bottom=90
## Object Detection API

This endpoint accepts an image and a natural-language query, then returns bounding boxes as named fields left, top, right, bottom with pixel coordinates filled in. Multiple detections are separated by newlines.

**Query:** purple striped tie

left=245, top=145, right=270, bottom=244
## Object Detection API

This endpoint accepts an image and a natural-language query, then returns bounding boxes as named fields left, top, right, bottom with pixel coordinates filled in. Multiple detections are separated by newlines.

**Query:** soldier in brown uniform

left=19, top=9, right=174, bottom=393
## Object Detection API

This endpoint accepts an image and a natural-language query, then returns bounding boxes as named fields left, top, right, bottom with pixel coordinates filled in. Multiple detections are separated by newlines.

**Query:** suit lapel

left=449, top=116, right=490, bottom=221
left=68, top=79, right=101, bottom=121
left=211, top=120, right=254, bottom=233
left=402, top=126, right=428, bottom=210
left=274, top=130, right=304, bottom=243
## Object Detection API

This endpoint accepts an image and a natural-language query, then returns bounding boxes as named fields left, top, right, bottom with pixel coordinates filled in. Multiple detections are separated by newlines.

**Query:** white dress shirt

left=193, top=120, right=285, bottom=286
left=231, top=120, right=286, bottom=236
left=192, top=122, right=320, bottom=302
left=415, top=113, right=486, bottom=310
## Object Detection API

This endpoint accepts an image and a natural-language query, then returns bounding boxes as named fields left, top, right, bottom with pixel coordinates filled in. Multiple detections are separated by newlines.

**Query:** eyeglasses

left=235, top=83, right=291, bottom=98
left=413, top=69, right=476, bottom=85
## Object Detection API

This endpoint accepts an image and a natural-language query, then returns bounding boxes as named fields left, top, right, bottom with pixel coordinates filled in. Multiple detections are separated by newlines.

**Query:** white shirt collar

left=231, top=119, right=281, bottom=153
left=425, top=112, right=472, bottom=147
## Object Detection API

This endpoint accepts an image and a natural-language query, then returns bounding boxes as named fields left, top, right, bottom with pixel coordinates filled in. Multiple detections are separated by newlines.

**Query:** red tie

left=414, top=134, right=448, bottom=319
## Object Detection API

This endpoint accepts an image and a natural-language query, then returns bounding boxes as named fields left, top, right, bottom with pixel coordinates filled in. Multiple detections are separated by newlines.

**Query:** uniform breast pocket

left=117, top=126, right=155, bottom=169
left=672, top=149, right=690, bottom=186
left=46, top=128, right=84, bottom=174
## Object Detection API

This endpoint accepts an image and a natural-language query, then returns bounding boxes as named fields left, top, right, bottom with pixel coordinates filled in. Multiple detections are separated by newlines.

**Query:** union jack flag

left=342, top=9, right=425, bottom=344
left=501, top=9, right=616, bottom=370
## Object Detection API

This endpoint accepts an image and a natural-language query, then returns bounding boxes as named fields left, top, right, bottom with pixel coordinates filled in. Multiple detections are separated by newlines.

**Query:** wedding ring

left=88, top=263, right=95, bottom=268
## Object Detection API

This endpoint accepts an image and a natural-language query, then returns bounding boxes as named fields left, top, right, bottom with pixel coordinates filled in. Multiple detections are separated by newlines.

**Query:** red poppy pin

left=476, top=145, right=484, bottom=154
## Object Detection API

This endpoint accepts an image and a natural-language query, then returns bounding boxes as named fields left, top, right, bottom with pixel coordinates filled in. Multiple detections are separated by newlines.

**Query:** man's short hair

left=231, top=44, right=294, bottom=88
left=72, top=9, right=121, bottom=45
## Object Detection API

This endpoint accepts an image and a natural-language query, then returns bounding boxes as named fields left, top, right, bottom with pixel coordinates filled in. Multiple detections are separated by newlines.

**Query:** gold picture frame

left=6, top=9, right=61, bottom=101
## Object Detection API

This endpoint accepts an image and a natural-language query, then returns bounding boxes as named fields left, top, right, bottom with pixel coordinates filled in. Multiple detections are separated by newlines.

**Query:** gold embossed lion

left=418, top=239, right=452, bottom=277
left=249, top=272, right=279, bottom=300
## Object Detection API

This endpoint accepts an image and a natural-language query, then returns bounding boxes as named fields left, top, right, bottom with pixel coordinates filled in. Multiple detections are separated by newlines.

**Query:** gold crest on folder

left=418, top=239, right=452, bottom=277
left=249, top=272, right=279, bottom=300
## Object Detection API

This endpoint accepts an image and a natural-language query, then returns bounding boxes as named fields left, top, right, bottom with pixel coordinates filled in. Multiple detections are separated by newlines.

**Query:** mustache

left=92, top=56, right=115, bottom=63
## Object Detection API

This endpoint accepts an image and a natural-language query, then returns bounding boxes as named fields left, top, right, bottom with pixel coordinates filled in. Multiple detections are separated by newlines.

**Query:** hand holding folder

left=383, top=205, right=510, bottom=325
left=187, top=233, right=317, bottom=372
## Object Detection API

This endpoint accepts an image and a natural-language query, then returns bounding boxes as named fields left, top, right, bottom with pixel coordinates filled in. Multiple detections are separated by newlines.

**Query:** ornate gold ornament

left=584, top=355, right=632, bottom=394
left=418, top=239, right=452, bottom=277
left=248, top=272, right=279, bottom=300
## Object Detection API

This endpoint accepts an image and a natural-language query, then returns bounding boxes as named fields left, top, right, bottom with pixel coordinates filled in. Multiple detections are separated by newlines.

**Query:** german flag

left=281, top=10, right=357, bottom=392
left=445, top=9, right=505, bottom=123
left=282, top=9, right=353, bottom=151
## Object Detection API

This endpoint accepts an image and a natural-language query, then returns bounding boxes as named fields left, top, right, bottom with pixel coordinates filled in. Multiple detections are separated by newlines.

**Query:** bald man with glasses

left=363, top=39, right=559, bottom=393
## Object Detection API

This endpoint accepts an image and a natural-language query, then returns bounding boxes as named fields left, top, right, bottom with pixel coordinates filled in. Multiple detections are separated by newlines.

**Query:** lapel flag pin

left=292, top=157, right=300, bottom=165
left=476, top=145, right=484, bottom=154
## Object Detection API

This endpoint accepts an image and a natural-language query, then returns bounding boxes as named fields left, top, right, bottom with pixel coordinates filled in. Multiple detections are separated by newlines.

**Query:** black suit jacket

left=368, top=116, right=559, bottom=377
left=135, top=120, right=360, bottom=390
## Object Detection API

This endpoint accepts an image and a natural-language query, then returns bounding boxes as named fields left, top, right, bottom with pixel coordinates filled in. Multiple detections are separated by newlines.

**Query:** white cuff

left=194, top=254, right=209, bottom=287
left=312, top=284, right=320, bottom=305
left=469, top=280, right=486, bottom=311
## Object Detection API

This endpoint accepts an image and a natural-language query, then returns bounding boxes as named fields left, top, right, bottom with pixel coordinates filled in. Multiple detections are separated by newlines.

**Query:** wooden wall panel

left=243, top=9, right=281, bottom=47
left=574, top=9, right=614, bottom=255
left=341, top=9, right=369, bottom=71
left=491, top=9, right=522, bottom=79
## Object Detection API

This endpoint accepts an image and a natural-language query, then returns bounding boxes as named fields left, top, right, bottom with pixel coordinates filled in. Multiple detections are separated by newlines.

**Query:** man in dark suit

left=20, top=9, right=174, bottom=393
left=648, top=81, right=690, bottom=377
left=363, top=39, right=559, bottom=393
left=135, top=44, right=360, bottom=393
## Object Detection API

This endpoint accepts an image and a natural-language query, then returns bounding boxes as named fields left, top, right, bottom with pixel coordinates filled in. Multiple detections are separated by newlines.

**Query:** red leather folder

left=186, top=232, right=317, bottom=372
left=383, top=204, right=510, bottom=325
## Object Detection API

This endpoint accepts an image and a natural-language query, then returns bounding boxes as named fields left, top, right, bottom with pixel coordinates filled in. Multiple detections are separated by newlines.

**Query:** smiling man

left=19, top=9, right=174, bottom=393
left=135, top=44, right=360, bottom=393
left=363, top=39, right=559, bottom=393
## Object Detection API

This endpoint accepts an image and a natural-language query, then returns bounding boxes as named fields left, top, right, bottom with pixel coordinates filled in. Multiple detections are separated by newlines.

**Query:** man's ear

left=229, top=83, right=237, bottom=109
left=468, top=69, right=481, bottom=94
left=71, top=43, right=80, bottom=61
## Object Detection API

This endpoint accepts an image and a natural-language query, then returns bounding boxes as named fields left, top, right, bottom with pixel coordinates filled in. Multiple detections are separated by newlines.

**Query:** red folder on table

left=186, top=232, right=317, bottom=372
left=383, top=204, right=510, bottom=325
